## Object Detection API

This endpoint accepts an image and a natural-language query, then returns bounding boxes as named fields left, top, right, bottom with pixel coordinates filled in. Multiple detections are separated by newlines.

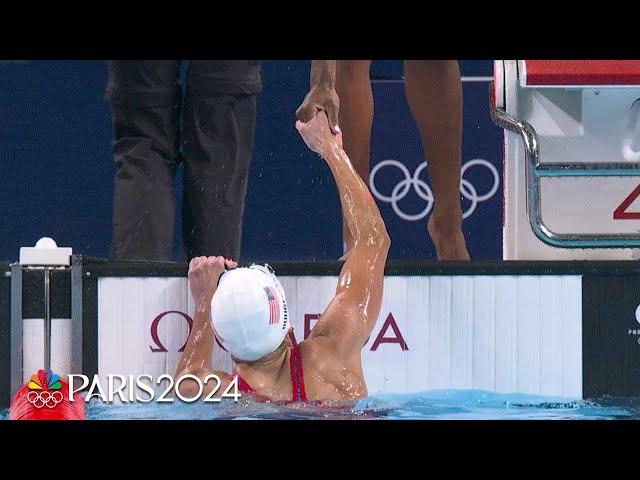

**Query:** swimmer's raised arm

left=174, top=256, right=236, bottom=397
left=296, top=61, right=341, bottom=134
left=296, top=112, right=390, bottom=359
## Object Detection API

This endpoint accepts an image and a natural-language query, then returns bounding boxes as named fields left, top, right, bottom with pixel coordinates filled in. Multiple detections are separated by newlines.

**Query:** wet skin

left=175, top=112, right=390, bottom=403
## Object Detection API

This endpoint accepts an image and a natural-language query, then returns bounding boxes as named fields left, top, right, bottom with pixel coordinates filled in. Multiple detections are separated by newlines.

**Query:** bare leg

left=404, top=60, right=469, bottom=260
left=335, top=60, right=373, bottom=259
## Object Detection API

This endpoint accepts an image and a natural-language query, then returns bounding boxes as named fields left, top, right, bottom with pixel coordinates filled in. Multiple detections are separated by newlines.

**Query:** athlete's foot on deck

left=428, top=213, right=470, bottom=260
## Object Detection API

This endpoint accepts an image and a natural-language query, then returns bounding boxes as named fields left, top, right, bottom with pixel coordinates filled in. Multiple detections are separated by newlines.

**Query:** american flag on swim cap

left=264, top=286, right=280, bottom=325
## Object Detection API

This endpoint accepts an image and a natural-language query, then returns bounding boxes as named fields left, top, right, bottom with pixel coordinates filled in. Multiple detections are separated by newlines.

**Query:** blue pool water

left=3, top=390, right=637, bottom=419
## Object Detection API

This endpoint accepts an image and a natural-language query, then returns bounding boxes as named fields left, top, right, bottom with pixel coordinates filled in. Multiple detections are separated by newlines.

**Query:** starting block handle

left=43, top=268, right=51, bottom=372
left=7, top=254, right=83, bottom=400
left=489, top=81, right=640, bottom=249
left=622, top=99, right=640, bottom=162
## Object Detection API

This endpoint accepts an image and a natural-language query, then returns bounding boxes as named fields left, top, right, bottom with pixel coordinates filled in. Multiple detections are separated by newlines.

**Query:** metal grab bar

left=489, top=81, right=640, bottom=248
left=622, top=99, right=640, bottom=162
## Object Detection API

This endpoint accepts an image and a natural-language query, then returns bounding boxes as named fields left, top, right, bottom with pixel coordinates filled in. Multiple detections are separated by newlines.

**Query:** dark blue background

left=0, top=60, right=501, bottom=262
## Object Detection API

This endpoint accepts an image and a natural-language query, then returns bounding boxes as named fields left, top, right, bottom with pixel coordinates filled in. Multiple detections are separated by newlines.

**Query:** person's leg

left=403, top=60, right=469, bottom=260
left=335, top=60, right=373, bottom=258
left=105, top=60, right=182, bottom=260
left=182, top=61, right=261, bottom=260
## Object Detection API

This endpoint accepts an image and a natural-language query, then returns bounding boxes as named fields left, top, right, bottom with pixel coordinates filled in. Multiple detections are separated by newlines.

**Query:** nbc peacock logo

left=26, top=369, right=64, bottom=409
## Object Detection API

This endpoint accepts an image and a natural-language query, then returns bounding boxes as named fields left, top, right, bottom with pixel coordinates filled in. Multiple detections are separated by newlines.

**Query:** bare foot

left=427, top=214, right=470, bottom=260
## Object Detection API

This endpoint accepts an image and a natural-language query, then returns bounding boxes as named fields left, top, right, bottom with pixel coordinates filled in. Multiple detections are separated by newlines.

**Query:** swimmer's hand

left=189, top=256, right=237, bottom=310
left=296, top=111, right=343, bottom=155
left=296, top=84, right=341, bottom=135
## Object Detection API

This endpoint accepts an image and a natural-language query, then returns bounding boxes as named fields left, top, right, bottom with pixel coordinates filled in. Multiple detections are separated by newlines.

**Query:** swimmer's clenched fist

left=188, top=256, right=237, bottom=310
left=296, top=111, right=343, bottom=155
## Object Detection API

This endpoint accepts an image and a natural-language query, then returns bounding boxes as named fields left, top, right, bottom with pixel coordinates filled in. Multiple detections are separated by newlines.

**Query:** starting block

left=492, top=60, right=640, bottom=259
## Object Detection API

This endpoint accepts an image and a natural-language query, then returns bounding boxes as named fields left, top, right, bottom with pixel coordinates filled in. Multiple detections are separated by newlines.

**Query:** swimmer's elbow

left=353, top=221, right=390, bottom=252
left=371, top=211, right=390, bottom=246
left=380, top=229, right=391, bottom=250
left=373, top=226, right=391, bottom=252
left=358, top=229, right=390, bottom=257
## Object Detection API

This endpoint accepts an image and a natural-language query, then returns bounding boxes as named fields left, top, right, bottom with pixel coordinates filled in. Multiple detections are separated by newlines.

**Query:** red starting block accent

left=613, top=184, right=640, bottom=220
left=522, top=60, right=640, bottom=87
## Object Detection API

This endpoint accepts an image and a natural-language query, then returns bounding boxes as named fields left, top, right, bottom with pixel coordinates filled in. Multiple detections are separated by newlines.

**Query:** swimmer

left=174, top=111, right=390, bottom=403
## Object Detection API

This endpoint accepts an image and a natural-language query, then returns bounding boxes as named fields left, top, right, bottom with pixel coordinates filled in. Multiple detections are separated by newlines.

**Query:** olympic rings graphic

left=26, top=390, right=63, bottom=409
left=369, top=158, right=500, bottom=221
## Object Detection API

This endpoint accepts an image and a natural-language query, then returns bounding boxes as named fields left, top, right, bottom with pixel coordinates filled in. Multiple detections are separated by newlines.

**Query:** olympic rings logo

left=369, top=159, right=500, bottom=221
left=26, top=390, right=64, bottom=409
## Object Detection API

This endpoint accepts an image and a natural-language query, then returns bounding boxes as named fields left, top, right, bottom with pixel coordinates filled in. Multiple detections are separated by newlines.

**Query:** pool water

left=2, top=389, right=637, bottom=419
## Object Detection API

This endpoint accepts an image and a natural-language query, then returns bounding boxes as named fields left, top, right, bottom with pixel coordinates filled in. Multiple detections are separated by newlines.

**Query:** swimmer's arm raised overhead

left=296, top=113, right=390, bottom=359
left=173, top=256, right=236, bottom=398
left=296, top=61, right=341, bottom=134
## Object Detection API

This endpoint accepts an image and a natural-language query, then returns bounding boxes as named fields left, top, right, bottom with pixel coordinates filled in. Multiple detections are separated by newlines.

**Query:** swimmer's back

left=299, top=328, right=369, bottom=402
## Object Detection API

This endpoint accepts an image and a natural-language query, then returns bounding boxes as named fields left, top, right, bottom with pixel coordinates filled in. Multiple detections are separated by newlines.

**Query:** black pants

left=105, top=60, right=261, bottom=261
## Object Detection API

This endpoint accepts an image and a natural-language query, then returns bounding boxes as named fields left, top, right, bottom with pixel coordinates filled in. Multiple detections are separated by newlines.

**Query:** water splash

left=1, top=390, right=630, bottom=420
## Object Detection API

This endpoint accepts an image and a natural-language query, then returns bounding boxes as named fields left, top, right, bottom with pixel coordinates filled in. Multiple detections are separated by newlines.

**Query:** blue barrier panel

left=0, top=60, right=500, bottom=262
left=0, top=61, right=113, bottom=259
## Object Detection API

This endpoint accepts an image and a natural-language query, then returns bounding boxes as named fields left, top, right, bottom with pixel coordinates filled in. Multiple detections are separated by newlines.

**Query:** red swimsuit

left=234, top=330, right=308, bottom=403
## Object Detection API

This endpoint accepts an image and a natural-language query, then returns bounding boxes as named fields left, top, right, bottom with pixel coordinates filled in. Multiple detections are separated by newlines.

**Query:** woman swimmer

left=174, top=111, right=390, bottom=403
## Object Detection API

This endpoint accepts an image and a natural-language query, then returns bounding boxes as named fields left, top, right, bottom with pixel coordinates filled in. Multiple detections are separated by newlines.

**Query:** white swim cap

left=211, top=264, right=290, bottom=361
